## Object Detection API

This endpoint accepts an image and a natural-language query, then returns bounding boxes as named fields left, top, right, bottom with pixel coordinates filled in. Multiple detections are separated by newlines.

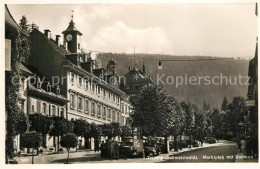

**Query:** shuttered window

left=5, top=39, right=11, bottom=71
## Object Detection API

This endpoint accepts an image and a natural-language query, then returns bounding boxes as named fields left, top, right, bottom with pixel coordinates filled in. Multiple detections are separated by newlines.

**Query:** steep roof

left=123, top=67, right=153, bottom=84
left=5, top=5, right=28, bottom=36
left=62, top=19, right=83, bottom=35
left=18, top=63, right=33, bottom=75
left=32, top=28, right=71, bottom=56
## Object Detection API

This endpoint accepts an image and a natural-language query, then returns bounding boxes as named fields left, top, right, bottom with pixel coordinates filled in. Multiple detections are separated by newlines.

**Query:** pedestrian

left=112, top=141, right=119, bottom=159
left=251, top=136, right=258, bottom=158
left=237, top=137, right=241, bottom=152
left=95, top=139, right=100, bottom=153
left=246, top=136, right=252, bottom=156
left=240, top=136, right=247, bottom=158
left=100, top=141, right=106, bottom=158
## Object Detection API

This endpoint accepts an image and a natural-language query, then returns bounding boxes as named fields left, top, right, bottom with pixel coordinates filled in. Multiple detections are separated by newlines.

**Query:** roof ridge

left=34, top=29, right=71, bottom=56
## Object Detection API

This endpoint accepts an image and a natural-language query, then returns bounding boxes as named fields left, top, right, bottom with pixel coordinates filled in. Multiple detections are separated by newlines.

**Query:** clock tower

left=62, top=12, right=83, bottom=53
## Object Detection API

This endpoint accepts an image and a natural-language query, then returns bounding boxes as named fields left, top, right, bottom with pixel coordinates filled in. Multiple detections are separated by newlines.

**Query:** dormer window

left=56, top=86, right=60, bottom=95
left=97, top=85, right=100, bottom=95
left=47, top=82, right=51, bottom=92
left=103, top=89, right=106, bottom=98
left=71, top=72, right=75, bottom=83
left=117, top=97, right=120, bottom=104
left=85, top=80, right=89, bottom=90
left=91, top=83, right=95, bottom=93
left=37, top=80, right=41, bottom=89
left=113, top=94, right=116, bottom=102
left=78, top=76, right=82, bottom=86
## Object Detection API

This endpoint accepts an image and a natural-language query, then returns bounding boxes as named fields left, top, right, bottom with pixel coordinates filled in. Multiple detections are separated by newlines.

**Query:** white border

left=1, top=0, right=259, bottom=169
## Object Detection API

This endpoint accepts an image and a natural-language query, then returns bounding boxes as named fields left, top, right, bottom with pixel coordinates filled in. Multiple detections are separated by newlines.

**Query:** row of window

left=121, top=104, right=131, bottom=115
left=70, top=93, right=120, bottom=122
left=70, top=72, right=120, bottom=104
left=31, top=102, right=65, bottom=118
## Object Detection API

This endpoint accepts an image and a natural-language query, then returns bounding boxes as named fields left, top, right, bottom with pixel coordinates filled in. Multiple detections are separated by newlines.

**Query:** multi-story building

left=29, top=16, right=126, bottom=149
left=120, top=95, right=132, bottom=125
left=5, top=4, right=69, bottom=153
left=5, top=4, right=30, bottom=155
left=24, top=65, right=68, bottom=152
left=120, top=65, right=153, bottom=97
left=29, top=16, right=125, bottom=123
left=246, top=37, right=258, bottom=157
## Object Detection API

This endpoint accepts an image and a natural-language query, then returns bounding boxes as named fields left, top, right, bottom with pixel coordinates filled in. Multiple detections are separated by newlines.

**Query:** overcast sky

left=8, top=3, right=257, bottom=58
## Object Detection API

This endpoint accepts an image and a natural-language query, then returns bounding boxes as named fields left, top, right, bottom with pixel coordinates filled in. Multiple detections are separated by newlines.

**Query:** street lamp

left=158, top=61, right=162, bottom=69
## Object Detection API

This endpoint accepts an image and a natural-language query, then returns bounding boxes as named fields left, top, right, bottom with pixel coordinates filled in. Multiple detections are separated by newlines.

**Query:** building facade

left=28, top=16, right=129, bottom=149
left=19, top=64, right=68, bottom=152
left=120, top=66, right=153, bottom=97
left=120, top=95, right=132, bottom=125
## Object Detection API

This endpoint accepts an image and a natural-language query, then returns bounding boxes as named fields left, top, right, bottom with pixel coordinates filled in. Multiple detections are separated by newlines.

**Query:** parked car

left=205, top=137, right=217, bottom=144
left=100, top=141, right=119, bottom=159
left=192, top=141, right=200, bottom=147
left=118, top=137, right=144, bottom=158
left=144, top=140, right=161, bottom=157
left=119, top=141, right=137, bottom=158
left=144, top=145, right=158, bottom=157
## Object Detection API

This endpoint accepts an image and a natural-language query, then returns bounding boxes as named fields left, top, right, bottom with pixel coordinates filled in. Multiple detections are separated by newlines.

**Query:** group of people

left=94, top=139, right=120, bottom=159
left=237, top=135, right=258, bottom=158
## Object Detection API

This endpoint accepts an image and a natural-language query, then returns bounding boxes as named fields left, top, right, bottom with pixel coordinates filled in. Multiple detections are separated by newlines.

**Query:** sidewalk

left=13, top=149, right=101, bottom=164
left=12, top=142, right=227, bottom=163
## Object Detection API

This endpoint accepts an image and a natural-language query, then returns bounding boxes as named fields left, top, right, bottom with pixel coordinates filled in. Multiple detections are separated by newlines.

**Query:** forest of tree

left=97, top=53, right=250, bottom=108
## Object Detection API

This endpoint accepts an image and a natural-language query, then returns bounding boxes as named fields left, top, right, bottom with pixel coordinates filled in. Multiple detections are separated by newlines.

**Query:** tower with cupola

left=62, top=12, right=82, bottom=53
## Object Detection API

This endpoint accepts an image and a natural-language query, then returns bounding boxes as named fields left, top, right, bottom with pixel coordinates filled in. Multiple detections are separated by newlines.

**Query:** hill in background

left=97, top=53, right=250, bottom=108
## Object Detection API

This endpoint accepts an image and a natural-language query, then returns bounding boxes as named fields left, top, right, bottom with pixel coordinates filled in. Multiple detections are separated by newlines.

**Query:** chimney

left=142, top=65, right=146, bottom=73
left=63, top=40, right=67, bottom=50
left=44, top=29, right=51, bottom=38
left=55, top=35, right=60, bottom=45
left=95, top=59, right=101, bottom=68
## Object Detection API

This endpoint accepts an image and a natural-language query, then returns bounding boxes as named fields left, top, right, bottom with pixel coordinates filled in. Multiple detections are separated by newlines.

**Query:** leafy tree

left=7, top=110, right=28, bottom=137
left=49, top=117, right=74, bottom=152
left=218, top=111, right=227, bottom=139
left=6, top=110, right=27, bottom=160
left=72, top=119, right=90, bottom=151
left=167, top=97, right=183, bottom=151
left=120, top=125, right=132, bottom=137
left=21, top=131, right=42, bottom=164
left=73, top=119, right=91, bottom=138
left=226, top=97, right=247, bottom=138
left=28, top=114, right=52, bottom=147
left=60, top=133, right=78, bottom=164
left=190, top=104, right=200, bottom=143
left=5, top=31, right=30, bottom=161
left=208, top=108, right=221, bottom=138
left=221, top=96, right=228, bottom=112
left=202, top=101, right=210, bottom=114
left=15, top=26, right=31, bottom=64
left=194, top=108, right=207, bottom=145
left=130, top=85, right=175, bottom=153
left=89, top=123, right=102, bottom=140
left=206, top=117, right=213, bottom=137
left=102, top=122, right=121, bottom=140
left=19, top=15, right=29, bottom=32
left=180, top=100, right=193, bottom=146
